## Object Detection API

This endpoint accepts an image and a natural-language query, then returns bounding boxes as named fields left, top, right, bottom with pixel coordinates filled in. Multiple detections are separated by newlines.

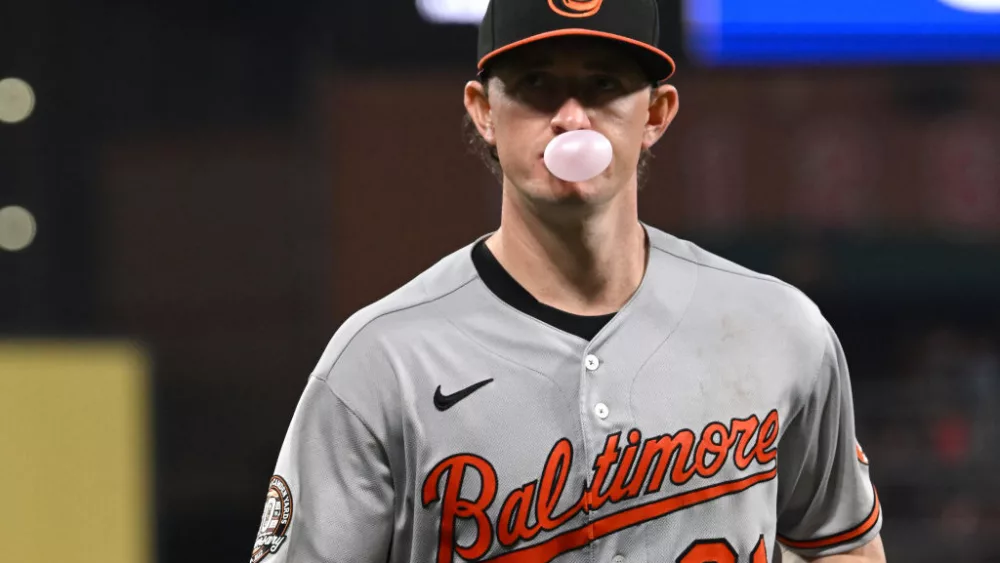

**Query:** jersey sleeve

left=250, top=376, right=395, bottom=563
left=775, top=321, right=882, bottom=558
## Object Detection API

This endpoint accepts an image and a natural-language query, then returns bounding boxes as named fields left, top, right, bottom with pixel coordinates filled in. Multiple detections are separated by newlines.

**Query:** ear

left=464, top=80, right=495, bottom=145
left=642, top=84, right=679, bottom=150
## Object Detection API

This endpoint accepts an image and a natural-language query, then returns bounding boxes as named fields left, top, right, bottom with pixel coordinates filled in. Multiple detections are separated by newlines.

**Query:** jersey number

left=677, top=536, right=768, bottom=563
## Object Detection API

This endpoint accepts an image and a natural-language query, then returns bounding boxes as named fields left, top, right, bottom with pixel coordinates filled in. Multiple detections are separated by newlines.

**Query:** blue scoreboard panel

left=684, top=0, right=1000, bottom=65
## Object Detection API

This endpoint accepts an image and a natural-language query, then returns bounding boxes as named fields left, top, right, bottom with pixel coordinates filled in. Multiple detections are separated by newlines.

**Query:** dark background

left=2, top=0, right=999, bottom=561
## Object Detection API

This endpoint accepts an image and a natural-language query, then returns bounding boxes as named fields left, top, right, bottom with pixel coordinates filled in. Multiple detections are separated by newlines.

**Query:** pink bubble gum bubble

left=543, top=130, right=613, bottom=183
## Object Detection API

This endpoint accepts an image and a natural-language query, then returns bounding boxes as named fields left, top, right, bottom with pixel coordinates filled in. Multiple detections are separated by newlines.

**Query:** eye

left=591, top=75, right=624, bottom=92
left=519, top=71, right=550, bottom=90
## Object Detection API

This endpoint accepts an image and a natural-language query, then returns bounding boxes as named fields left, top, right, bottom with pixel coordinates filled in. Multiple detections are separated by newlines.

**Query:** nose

left=550, top=96, right=591, bottom=134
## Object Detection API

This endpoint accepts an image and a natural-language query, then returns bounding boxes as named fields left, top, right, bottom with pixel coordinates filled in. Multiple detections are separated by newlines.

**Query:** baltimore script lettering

left=421, top=410, right=779, bottom=563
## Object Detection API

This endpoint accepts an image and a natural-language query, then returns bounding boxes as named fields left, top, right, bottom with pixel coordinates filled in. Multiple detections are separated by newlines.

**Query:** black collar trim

left=471, top=240, right=616, bottom=341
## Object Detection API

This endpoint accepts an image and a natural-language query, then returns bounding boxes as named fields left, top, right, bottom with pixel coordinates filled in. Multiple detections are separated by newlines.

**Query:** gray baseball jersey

left=251, top=224, right=881, bottom=563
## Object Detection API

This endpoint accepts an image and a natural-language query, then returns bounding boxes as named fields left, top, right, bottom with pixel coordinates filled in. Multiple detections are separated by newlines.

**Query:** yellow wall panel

left=0, top=341, right=152, bottom=563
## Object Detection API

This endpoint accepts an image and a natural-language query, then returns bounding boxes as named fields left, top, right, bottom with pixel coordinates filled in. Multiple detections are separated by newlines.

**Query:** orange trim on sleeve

left=477, top=28, right=676, bottom=80
left=856, top=443, right=869, bottom=465
left=777, top=488, right=881, bottom=550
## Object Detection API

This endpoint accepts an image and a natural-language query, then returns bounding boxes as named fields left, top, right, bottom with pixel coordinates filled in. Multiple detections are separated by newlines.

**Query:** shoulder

left=646, top=224, right=834, bottom=361
left=299, top=239, right=482, bottom=431
left=647, top=225, right=821, bottom=314
left=311, top=238, right=483, bottom=383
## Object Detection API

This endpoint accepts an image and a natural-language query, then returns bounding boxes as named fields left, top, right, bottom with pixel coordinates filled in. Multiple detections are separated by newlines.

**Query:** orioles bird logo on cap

left=548, top=0, right=604, bottom=18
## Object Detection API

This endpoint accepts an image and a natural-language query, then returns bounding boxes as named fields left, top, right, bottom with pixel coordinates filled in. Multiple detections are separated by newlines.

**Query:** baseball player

left=251, top=1, right=886, bottom=562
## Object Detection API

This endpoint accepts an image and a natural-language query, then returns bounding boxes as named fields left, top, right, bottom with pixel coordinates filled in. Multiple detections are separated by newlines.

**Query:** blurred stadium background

left=1, top=0, right=999, bottom=561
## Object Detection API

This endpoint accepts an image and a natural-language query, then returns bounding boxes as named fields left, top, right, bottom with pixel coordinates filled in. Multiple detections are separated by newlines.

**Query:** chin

left=506, top=160, right=622, bottom=211
left=522, top=177, right=616, bottom=212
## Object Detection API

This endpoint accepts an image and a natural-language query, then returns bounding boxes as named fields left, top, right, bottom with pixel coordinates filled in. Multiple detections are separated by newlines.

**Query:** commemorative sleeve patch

left=251, top=475, right=293, bottom=563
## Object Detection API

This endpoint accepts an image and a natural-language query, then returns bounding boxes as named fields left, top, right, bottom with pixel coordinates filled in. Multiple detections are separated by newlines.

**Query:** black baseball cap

left=477, top=0, right=676, bottom=83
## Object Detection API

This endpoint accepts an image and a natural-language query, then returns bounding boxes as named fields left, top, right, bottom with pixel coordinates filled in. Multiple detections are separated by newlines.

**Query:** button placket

left=585, top=353, right=609, bottom=421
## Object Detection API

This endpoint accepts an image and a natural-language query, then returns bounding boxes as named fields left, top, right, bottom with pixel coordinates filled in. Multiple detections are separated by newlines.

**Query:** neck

left=486, top=183, right=648, bottom=317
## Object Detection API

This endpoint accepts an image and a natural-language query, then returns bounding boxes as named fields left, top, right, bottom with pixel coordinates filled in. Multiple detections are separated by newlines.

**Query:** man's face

left=467, top=37, right=677, bottom=211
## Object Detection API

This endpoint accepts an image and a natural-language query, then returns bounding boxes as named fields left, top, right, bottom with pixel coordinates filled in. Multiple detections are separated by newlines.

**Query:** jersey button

left=584, top=354, right=600, bottom=371
left=594, top=403, right=609, bottom=419
left=612, top=556, right=626, bottom=563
